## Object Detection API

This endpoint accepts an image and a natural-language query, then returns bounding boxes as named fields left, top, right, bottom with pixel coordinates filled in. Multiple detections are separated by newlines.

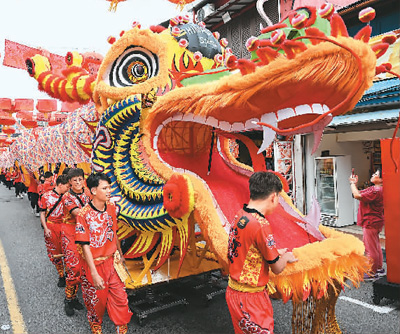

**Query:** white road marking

left=339, top=296, right=397, bottom=314
left=0, top=239, right=27, bottom=333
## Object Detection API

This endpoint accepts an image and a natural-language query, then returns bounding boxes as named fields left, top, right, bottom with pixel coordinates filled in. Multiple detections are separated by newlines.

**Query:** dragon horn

left=25, top=54, right=95, bottom=104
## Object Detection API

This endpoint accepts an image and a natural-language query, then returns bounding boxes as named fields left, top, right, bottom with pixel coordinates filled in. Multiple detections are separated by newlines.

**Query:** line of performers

left=1, top=166, right=299, bottom=334
left=1, top=167, right=132, bottom=334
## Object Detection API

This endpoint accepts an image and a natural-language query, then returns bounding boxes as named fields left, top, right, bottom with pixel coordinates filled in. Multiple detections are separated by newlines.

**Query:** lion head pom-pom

left=163, top=174, right=195, bottom=219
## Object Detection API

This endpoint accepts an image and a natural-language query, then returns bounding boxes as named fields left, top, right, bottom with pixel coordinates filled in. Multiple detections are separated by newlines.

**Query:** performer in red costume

left=38, top=171, right=55, bottom=201
left=226, top=172, right=297, bottom=334
left=350, top=169, right=384, bottom=280
left=39, top=175, right=70, bottom=287
left=28, top=173, right=40, bottom=217
left=13, top=167, right=24, bottom=199
left=61, top=168, right=91, bottom=316
left=76, top=173, right=132, bottom=334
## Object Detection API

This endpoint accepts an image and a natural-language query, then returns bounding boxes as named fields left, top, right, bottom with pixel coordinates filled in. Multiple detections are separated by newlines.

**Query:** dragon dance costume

left=40, top=189, right=66, bottom=280
left=62, top=188, right=91, bottom=300
left=226, top=205, right=280, bottom=334
left=76, top=202, right=132, bottom=334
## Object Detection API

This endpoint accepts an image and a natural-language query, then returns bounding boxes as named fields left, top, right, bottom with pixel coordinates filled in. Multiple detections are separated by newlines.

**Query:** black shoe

left=64, top=299, right=75, bottom=316
left=57, top=276, right=66, bottom=288
left=71, top=298, right=84, bottom=310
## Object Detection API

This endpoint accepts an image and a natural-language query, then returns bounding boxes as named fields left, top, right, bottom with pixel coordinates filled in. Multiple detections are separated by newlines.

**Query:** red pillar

left=381, top=137, right=400, bottom=284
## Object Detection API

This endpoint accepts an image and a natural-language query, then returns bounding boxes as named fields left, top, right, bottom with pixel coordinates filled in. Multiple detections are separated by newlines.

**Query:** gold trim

left=228, top=277, right=265, bottom=293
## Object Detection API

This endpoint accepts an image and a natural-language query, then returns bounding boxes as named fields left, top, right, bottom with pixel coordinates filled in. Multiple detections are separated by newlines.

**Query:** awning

left=356, top=78, right=400, bottom=107
left=329, top=109, right=400, bottom=127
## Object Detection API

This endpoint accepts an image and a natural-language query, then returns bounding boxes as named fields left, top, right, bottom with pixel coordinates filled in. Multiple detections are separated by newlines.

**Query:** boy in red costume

left=350, top=169, right=384, bottom=280
left=40, top=174, right=70, bottom=288
left=28, top=173, right=40, bottom=217
left=226, top=171, right=297, bottom=334
left=76, top=173, right=132, bottom=334
left=62, top=168, right=91, bottom=316
left=38, top=171, right=55, bottom=201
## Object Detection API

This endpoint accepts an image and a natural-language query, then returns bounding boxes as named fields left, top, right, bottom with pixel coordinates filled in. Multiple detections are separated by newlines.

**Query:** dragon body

left=2, top=4, right=395, bottom=331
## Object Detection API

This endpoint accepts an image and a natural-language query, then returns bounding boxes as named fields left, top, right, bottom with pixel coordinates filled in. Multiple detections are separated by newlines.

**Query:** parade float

left=1, top=1, right=399, bottom=332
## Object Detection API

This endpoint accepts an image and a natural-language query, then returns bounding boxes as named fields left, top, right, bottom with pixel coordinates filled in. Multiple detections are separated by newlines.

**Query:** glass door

left=315, top=158, right=336, bottom=215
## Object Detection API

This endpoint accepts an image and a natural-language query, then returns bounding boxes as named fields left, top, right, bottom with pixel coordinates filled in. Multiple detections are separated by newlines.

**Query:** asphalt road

left=0, top=185, right=399, bottom=334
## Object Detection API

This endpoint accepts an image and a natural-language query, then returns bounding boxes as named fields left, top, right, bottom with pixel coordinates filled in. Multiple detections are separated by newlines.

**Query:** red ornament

left=382, top=33, right=397, bottom=45
left=36, top=99, right=57, bottom=113
left=0, top=98, right=12, bottom=111
left=0, top=116, right=16, bottom=126
left=359, top=7, right=376, bottom=23
left=21, top=119, right=38, bottom=129
left=163, top=174, right=194, bottom=218
left=48, top=120, right=62, bottom=127
left=167, top=0, right=196, bottom=6
left=14, top=99, right=34, bottom=111
left=2, top=127, right=16, bottom=135
left=107, top=36, right=116, bottom=44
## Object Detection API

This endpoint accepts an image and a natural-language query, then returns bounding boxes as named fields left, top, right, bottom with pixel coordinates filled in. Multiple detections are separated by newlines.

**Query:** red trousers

left=81, top=256, right=132, bottom=331
left=44, top=222, right=64, bottom=278
left=61, top=224, right=82, bottom=299
left=363, top=226, right=383, bottom=273
left=226, top=286, right=273, bottom=334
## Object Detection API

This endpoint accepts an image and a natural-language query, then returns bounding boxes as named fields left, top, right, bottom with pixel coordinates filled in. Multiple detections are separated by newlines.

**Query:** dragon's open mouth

left=152, top=102, right=332, bottom=228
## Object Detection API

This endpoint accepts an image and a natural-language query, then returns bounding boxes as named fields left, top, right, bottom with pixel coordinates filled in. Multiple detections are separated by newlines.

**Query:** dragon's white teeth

left=171, top=113, right=184, bottom=121
left=193, top=114, right=206, bottom=123
left=219, top=121, right=231, bottom=131
left=232, top=122, right=245, bottom=132
left=322, top=104, right=329, bottom=112
left=258, top=127, right=276, bottom=154
left=311, top=104, right=323, bottom=114
left=155, top=125, right=163, bottom=136
left=295, top=104, right=312, bottom=115
left=245, top=118, right=260, bottom=130
left=182, top=114, right=195, bottom=122
left=277, top=108, right=295, bottom=121
left=206, top=116, right=219, bottom=128
left=258, top=113, right=277, bottom=154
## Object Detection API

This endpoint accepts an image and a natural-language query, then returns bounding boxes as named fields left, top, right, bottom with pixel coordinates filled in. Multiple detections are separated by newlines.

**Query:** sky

left=0, top=0, right=195, bottom=99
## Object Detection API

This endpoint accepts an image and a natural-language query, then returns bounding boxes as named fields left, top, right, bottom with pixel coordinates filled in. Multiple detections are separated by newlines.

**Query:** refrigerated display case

left=315, top=156, right=353, bottom=227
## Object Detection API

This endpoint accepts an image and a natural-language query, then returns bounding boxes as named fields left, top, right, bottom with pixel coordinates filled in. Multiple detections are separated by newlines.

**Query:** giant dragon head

left=89, top=6, right=390, bottom=273
left=24, top=4, right=394, bottom=293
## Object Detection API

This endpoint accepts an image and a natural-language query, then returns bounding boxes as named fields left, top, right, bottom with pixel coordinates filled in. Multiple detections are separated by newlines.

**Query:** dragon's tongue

left=225, top=133, right=266, bottom=172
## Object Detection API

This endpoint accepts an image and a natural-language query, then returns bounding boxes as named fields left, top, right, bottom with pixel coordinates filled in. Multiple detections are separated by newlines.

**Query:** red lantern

left=36, top=99, right=57, bottom=113
left=167, top=0, right=196, bottom=7
left=106, top=0, right=127, bottom=11
left=14, top=99, right=34, bottom=111
left=0, top=116, right=16, bottom=126
left=36, top=112, right=50, bottom=122
left=61, top=101, right=80, bottom=113
left=16, top=111, right=33, bottom=120
left=2, top=127, right=16, bottom=135
left=21, top=119, right=38, bottom=129
left=48, top=120, right=62, bottom=126
left=0, top=98, right=12, bottom=111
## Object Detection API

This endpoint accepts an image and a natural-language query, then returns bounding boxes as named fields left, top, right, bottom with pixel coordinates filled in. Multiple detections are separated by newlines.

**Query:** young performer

left=13, top=167, right=23, bottom=199
left=226, top=171, right=297, bottom=334
left=39, top=175, right=70, bottom=287
left=28, top=173, right=40, bottom=217
left=38, top=171, right=55, bottom=201
left=76, top=173, right=132, bottom=334
left=61, top=168, right=91, bottom=316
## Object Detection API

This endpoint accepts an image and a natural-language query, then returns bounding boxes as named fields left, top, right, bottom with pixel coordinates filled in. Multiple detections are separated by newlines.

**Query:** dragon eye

left=109, top=46, right=158, bottom=87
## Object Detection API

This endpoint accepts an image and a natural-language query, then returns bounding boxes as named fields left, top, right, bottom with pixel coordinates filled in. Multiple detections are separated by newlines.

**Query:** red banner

left=3, top=40, right=65, bottom=72
left=381, top=137, right=400, bottom=284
